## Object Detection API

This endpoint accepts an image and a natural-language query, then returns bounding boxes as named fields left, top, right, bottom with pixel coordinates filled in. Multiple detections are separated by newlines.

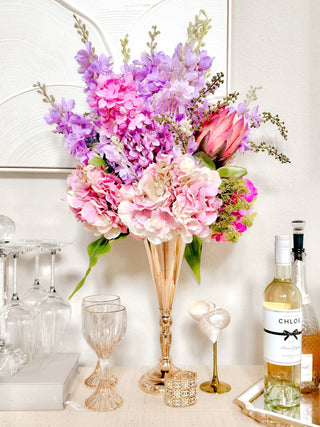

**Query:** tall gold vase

left=139, top=235, right=186, bottom=395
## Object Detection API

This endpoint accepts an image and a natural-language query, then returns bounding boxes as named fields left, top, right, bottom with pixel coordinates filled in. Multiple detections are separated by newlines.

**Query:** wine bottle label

left=301, top=353, right=313, bottom=382
left=264, top=307, right=302, bottom=365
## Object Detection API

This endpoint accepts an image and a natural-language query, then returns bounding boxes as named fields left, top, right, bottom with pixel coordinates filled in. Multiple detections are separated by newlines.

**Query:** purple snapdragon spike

left=44, top=98, right=99, bottom=164
left=75, top=42, right=113, bottom=108
left=121, top=44, right=212, bottom=119
left=250, top=105, right=264, bottom=128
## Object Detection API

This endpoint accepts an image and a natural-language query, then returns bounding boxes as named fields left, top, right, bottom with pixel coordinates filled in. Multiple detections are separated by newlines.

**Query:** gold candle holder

left=164, top=370, right=197, bottom=407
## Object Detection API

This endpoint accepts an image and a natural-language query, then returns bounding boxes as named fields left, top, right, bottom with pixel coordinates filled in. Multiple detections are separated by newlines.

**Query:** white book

left=0, top=352, right=79, bottom=410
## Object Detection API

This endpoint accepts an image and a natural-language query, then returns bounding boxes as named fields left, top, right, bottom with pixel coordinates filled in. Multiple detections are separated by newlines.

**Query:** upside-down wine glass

left=22, top=244, right=47, bottom=309
left=82, top=294, right=121, bottom=387
left=0, top=244, right=37, bottom=363
left=37, top=246, right=71, bottom=353
left=0, top=245, right=30, bottom=375
left=82, top=303, right=127, bottom=411
left=0, top=217, right=30, bottom=375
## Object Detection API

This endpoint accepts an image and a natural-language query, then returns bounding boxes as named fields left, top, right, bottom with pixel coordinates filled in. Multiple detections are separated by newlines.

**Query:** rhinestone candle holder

left=164, top=370, right=197, bottom=407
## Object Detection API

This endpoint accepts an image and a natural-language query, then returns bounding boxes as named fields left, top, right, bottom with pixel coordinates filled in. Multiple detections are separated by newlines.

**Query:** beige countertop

left=0, top=365, right=263, bottom=427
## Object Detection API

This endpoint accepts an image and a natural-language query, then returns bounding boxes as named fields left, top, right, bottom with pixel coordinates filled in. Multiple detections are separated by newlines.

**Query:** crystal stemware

left=0, top=339, right=28, bottom=376
left=82, top=303, right=127, bottom=411
left=82, top=294, right=121, bottom=387
left=37, top=248, right=71, bottom=353
left=22, top=247, right=47, bottom=309
left=0, top=215, right=16, bottom=244
left=0, top=218, right=30, bottom=375
left=0, top=247, right=36, bottom=363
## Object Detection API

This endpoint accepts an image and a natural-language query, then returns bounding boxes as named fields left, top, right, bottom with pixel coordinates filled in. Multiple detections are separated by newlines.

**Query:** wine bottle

left=263, top=235, right=302, bottom=409
left=292, top=220, right=320, bottom=392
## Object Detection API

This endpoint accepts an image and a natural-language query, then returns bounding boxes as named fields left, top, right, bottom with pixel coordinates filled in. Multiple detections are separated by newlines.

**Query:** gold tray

left=234, top=379, right=320, bottom=426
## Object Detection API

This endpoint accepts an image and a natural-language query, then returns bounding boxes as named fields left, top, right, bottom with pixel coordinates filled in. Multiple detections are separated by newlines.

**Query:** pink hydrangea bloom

left=66, top=165, right=127, bottom=239
left=88, top=72, right=146, bottom=138
left=118, top=154, right=222, bottom=244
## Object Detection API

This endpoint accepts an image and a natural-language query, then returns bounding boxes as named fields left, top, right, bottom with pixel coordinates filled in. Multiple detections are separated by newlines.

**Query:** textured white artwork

left=0, top=0, right=229, bottom=171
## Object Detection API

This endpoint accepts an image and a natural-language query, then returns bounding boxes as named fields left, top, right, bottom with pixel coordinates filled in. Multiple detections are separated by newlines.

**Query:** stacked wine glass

left=0, top=215, right=71, bottom=376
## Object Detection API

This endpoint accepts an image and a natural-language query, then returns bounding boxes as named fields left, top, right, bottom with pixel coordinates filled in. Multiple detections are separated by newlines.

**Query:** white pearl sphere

left=187, top=299, right=216, bottom=321
left=202, top=308, right=231, bottom=330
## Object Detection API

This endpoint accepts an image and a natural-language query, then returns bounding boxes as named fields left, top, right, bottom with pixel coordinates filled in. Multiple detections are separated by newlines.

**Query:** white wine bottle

left=263, top=235, right=302, bottom=409
left=292, top=220, right=320, bottom=392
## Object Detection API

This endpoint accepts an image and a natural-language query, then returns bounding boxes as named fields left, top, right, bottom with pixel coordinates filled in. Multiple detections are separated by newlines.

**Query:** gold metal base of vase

left=139, top=364, right=180, bottom=395
left=200, top=380, right=231, bottom=394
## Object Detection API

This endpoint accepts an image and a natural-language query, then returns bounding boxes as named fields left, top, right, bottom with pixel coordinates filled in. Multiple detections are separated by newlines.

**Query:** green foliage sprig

left=186, top=9, right=212, bottom=53
left=188, top=72, right=224, bottom=115
left=33, top=82, right=56, bottom=109
left=262, top=112, right=288, bottom=140
left=120, top=34, right=131, bottom=63
left=192, top=90, right=239, bottom=133
left=155, top=115, right=189, bottom=153
left=210, top=178, right=256, bottom=242
left=249, top=141, right=290, bottom=163
left=147, top=25, right=160, bottom=56
left=244, top=85, right=263, bottom=105
left=73, top=14, right=90, bottom=44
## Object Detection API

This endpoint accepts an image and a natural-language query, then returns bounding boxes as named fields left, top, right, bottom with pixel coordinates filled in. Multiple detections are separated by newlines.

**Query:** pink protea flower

left=66, top=165, right=127, bottom=239
left=118, top=154, right=222, bottom=244
left=195, top=107, right=248, bottom=164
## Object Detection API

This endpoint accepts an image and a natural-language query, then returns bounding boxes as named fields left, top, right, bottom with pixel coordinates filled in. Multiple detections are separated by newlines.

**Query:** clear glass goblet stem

left=0, top=254, right=7, bottom=340
left=83, top=303, right=126, bottom=411
left=0, top=254, right=7, bottom=306
left=37, top=247, right=71, bottom=353
left=1, top=252, right=36, bottom=361
left=34, top=252, right=40, bottom=285
left=50, top=250, right=56, bottom=293
left=85, top=358, right=122, bottom=411
left=12, top=254, right=19, bottom=300
left=82, top=294, right=121, bottom=388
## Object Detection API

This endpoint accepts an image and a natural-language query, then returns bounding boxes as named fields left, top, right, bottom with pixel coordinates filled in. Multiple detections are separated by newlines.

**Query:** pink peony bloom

left=118, top=154, right=222, bottom=244
left=195, top=107, right=248, bottom=164
left=66, top=165, right=127, bottom=239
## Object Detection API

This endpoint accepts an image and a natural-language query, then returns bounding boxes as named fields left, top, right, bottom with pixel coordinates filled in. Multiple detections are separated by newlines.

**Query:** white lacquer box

left=0, top=352, right=79, bottom=410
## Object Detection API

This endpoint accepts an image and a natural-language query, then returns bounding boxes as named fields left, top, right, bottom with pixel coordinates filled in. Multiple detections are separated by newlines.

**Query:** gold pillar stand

left=139, top=237, right=185, bottom=395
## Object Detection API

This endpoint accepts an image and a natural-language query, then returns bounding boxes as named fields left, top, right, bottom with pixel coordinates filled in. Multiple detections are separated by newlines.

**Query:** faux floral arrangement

left=34, top=11, right=289, bottom=297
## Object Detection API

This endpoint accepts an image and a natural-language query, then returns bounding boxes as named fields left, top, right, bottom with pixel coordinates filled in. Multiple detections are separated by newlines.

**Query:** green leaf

left=69, top=234, right=127, bottom=299
left=217, top=166, right=247, bottom=178
left=193, top=151, right=216, bottom=170
left=88, top=157, right=107, bottom=167
left=184, top=236, right=202, bottom=283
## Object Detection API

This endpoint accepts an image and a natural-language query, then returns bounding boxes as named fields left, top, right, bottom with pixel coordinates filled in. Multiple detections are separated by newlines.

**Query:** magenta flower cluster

left=211, top=178, right=258, bottom=242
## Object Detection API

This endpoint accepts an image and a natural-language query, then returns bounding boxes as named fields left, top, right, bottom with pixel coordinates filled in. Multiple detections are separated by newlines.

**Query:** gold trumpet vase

left=138, top=235, right=185, bottom=395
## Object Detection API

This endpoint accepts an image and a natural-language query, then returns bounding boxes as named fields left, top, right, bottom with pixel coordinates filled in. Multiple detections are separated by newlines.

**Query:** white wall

left=1, top=0, right=320, bottom=368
